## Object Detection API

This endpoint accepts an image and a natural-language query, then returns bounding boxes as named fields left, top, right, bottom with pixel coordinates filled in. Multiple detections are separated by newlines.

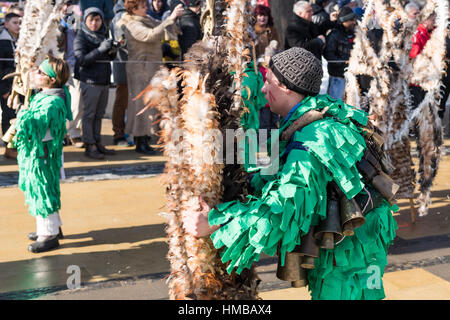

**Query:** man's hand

left=318, top=35, right=326, bottom=44
left=182, top=196, right=220, bottom=238
left=169, top=4, right=184, bottom=21
left=2, top=92, right=9, bottom=100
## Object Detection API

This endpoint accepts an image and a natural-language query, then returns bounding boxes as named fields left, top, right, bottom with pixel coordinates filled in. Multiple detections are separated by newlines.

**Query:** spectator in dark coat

left=74, top=7, right=117, bottom=159
left=311, top=0, right=331, bottom=29
left=0, top=13, right=20, bottom=159
left=178, top=0, right=203, bottom=58
left=324, top=6, right=356, bottom=100
left=285, top=1, right=336, bottom=60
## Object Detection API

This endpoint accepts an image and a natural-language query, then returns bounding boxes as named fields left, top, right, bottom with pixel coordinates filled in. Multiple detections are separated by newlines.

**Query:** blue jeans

left=327, top=76, right=346, bottom=100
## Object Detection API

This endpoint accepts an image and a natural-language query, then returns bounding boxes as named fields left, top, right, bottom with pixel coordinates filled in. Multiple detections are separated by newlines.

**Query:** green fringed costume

left=239, top=61, right=267, bottom=131
left=209, top=94, right=398, bottom=300
left=13, top=91, right=71, bottom=218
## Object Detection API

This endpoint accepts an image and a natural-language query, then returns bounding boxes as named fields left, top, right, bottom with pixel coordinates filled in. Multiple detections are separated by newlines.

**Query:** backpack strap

left=280, top=107, right=329, bottom=142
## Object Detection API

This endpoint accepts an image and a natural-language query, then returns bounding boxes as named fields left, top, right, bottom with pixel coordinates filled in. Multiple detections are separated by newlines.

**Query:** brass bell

left=276, top=250, right=307, bottom=287
left=293, top=227, right=319, bottom=269
left=340, top=196, right=365, bottom=237
left=364, top=148, right=381, bottom=171
left=354, top=186, right=386, bottom=215
left=363, top=128, right=384, bottom=149
left=357, top=158, right=378, bottom=182
left=314, top=199, right=343, bottom=250
left=372, top=171, right=399, bottom=202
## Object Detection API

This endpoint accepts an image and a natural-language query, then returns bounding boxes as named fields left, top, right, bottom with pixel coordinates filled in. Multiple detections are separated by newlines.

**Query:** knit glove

left=98, top=39, right=113, bottom=53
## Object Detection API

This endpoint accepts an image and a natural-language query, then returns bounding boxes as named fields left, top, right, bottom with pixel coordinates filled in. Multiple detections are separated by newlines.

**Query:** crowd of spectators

left=1, top=0, right=450, bottom=161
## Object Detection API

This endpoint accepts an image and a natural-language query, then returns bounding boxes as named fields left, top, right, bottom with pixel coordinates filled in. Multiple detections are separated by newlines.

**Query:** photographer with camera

left=74, top=7, right=117, bottom=159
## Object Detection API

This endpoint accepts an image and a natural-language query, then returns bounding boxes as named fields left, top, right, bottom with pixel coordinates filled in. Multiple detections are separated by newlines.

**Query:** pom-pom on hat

left=269, top=47, right=323, bottom=96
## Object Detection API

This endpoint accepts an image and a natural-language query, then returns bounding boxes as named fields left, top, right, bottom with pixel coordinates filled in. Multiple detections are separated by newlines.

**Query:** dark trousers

left=112, top=84, right=128, bottom=139
left=80, top=82, right=109, bottom=145
left=439, top=73, right=450, bottom=120
left=1, top=96, right=16, bottom=135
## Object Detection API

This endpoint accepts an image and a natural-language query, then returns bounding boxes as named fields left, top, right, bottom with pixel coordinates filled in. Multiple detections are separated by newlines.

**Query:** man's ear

left=278, top=82, right=291, bottom=94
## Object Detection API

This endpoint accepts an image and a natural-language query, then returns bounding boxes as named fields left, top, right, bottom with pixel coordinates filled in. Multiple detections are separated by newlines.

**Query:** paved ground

left=0, top=120, right=449, bottom=300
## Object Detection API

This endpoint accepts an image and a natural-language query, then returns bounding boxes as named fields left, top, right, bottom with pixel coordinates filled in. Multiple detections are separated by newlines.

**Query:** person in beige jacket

left=118, top=0, right=183, bottom=154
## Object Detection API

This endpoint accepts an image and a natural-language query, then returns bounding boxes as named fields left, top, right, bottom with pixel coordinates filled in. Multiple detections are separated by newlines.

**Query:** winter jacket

left=178, top=8, right=203, bottom=57
left=117, top=12, right=177, bottom=136
left=409, top=24, right=431, bottom=59
left=324, top=25, right=355, bottom=77
left=311, top=4, right=330, bottom=29
left=0, top=28, right=16, bottom=96
left=74, top=9, right=116, bottom=85
left=285, top=14, right=335, bottom=59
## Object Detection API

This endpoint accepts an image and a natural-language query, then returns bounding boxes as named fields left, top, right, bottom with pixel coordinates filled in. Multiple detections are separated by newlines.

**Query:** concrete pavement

left=0, top=120, right=449, bottom=300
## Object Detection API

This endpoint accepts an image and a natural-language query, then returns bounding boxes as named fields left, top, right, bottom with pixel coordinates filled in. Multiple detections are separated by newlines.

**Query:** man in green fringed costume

left=13, top=56, right=72, bottom=253
left=183, top=47, right=398, bottom=300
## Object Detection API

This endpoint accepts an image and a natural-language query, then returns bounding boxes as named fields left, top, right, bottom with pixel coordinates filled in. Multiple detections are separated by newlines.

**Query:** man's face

left=342, top=18, right=356, bottom=30
left=261, top=69, right=287, bottom=116
left=297, top=4, right=313, bottom=22
left=5, top=17, right=21, bottom=36
left=85, top=14, right=103, bottom=32
left=407, top=8, right=419, bottom=20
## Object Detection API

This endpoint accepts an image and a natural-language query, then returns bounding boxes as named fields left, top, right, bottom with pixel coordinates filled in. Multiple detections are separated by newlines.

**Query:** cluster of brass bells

left=276, top=124, right=399, bottom=289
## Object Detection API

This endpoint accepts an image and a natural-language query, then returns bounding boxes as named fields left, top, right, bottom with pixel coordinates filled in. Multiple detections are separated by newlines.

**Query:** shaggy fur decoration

left=8, top=0, right=64, bottom=108
left=345, top=0, right=448, bottom=216
left=139, top=1, right=260, bottom=299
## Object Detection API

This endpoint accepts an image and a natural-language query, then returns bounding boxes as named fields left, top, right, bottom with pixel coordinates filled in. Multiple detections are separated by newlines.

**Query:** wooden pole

left=409, top=198, right=416, bottom=224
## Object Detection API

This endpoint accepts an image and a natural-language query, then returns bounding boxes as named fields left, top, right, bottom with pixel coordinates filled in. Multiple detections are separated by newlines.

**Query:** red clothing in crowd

left=258, top=65, right=270, bottom=108
left=409, top=24, right=431, bottom=59
left=257, top=0, right=270, bottom=7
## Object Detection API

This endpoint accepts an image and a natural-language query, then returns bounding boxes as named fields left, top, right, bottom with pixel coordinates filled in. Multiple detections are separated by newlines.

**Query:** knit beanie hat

left=269, top=47, right=323, bottom=96
left=338, top=6, right=356, bottom=23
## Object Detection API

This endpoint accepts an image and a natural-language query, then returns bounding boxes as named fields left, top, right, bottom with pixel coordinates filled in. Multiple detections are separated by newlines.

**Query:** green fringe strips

left=209, top=94, right=398, bottom=299
left=308, top=201, right=398, bottom=300
left=13, top=93, right=68, bottom=218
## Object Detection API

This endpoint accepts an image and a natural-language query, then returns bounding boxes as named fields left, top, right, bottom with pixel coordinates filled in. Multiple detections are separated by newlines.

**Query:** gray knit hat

left=269, top=47, right=323, bottom=96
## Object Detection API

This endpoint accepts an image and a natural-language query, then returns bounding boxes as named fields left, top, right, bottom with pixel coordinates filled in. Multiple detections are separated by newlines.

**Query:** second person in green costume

left=14, top=56, right=72, bottom=253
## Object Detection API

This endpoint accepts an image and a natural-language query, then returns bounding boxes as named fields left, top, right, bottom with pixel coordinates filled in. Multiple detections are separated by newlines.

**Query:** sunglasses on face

left=37, top=69, right=49, bottom=77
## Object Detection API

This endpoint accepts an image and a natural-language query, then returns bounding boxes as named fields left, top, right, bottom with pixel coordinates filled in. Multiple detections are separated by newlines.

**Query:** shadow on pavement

left=60, top=224, right=167, bottom=248
left=0, top=238, right=170, bottom=299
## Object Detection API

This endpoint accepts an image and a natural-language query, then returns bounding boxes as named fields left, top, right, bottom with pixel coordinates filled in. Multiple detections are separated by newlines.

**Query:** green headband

left=40, top=58, right=58, bottom=80
left=38, top=58, right=73, bottom=122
